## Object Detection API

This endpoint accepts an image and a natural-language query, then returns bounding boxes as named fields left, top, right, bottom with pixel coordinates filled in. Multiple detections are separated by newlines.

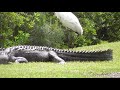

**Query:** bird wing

left=55, top=12, right=83, bottom=34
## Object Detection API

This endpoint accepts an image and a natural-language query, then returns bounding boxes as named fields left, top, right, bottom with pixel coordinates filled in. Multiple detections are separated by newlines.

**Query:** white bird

left=54, top=12, right=83, bottom=35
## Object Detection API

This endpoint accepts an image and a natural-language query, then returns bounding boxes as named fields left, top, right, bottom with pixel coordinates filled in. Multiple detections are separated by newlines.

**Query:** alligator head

left=0, top=51, right=9, bottom=64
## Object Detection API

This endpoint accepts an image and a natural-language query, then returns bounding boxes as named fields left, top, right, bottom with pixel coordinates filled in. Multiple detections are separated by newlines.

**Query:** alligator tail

left=56, top=49, right=113, bottom=61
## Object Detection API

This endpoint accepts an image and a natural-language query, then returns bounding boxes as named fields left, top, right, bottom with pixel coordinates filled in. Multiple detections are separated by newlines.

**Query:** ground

left=97, top=72, right=120, bottom=78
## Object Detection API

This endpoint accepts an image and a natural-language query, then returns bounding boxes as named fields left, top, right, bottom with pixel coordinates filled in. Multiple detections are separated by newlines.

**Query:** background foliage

left=0, top=12, right=120, bottom=48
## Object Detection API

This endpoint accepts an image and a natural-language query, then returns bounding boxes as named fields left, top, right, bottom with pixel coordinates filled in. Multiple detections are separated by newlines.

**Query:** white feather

left=55, top=12, right=83, bottom=35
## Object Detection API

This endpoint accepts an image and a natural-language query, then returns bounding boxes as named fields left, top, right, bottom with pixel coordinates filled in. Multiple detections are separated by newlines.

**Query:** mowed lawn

left=0, top=42, right=120, bottom=78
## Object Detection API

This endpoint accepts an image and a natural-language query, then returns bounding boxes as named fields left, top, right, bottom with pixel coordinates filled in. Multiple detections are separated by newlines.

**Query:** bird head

left=77, top=29, right=83, bottom=35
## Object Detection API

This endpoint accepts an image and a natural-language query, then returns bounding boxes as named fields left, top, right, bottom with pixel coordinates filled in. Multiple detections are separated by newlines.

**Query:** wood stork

left=54, top=12, right=83, bottom=35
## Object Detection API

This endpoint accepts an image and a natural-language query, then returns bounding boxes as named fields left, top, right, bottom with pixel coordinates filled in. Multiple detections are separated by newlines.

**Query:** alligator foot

left=15, top=57, right=28, bottom=63
left=12, top=57, right=28, bottom=63
left=49, top=51, right=66, bottom=63
left=59, top=61, right=66, bottom=64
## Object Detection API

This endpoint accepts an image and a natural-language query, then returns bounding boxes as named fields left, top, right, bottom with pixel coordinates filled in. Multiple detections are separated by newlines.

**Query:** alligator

left=0, top=45, right=113, bottom=64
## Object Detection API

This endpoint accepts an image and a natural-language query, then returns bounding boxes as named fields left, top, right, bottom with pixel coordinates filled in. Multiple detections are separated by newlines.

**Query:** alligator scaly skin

left=0, top=45, right=113, bottom=64
left=56, top=49, right=113, bottom=61
left=6, top=45, right=113, bottom=61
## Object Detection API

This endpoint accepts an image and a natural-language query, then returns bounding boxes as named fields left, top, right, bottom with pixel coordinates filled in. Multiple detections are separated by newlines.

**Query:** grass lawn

left=0, top=42, right=120, bottom=78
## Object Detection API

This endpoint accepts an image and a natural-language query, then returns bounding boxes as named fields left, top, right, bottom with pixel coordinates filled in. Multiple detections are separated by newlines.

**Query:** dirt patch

left=97, top=72, right=120, bottom=78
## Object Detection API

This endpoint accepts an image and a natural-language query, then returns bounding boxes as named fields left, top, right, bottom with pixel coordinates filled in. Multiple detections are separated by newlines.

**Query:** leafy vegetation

left=1, top=12, right=120, bottom=78
left=0, top=41, right=120, bottom=78
left=1, top=12, right=120, bottom=48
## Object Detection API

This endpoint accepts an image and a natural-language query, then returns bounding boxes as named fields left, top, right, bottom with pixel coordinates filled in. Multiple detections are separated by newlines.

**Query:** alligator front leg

left=10, top=56, right=28, bottom=63
left=49, top=51, right=66, bottom=64
left=15, top=57, right=28, bottom=63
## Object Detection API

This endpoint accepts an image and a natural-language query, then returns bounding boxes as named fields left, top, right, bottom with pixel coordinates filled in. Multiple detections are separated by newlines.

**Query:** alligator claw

left=59, top=61, right=66, bottom=65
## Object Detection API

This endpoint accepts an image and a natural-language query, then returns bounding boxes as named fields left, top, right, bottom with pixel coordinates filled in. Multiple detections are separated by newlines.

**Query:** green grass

left=1, top=42, right=120, bottom=78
